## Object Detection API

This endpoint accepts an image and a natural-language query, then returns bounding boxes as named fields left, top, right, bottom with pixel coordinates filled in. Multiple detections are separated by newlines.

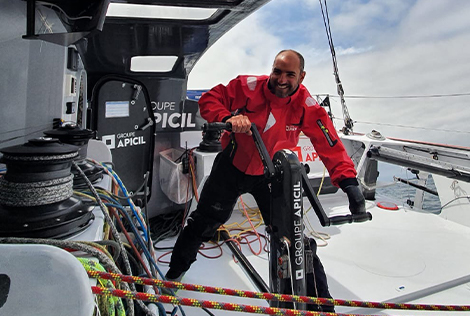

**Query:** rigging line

left=283, top=238, right=297, bottom=310
left=439, top=196, right=470, bottom=213
left=0, top=134, right=38, bottom=145
left=36, top=1, right=93, bottom=20
left=322, top=92, right=470, bottom=99
left=319, top=0, right=353, bottom=133
left=37, top=7, right=53, bottom=34
left=0, top=122, right=56, bottom=141
left=333, top=118, right=470, bottom=134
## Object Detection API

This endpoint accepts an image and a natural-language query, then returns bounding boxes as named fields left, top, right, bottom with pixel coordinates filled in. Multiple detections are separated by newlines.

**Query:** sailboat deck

left=155, top=190, right=470, bottom=316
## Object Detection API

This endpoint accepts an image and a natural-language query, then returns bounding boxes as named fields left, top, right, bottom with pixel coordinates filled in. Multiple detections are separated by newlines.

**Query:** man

left=166, top=50, right=365, bottom=310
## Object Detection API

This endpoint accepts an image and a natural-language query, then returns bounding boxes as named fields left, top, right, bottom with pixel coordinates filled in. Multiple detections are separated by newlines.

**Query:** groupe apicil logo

left=101, top=132, right=146, bottom=150
left=152, top=101, right=196, bottom=129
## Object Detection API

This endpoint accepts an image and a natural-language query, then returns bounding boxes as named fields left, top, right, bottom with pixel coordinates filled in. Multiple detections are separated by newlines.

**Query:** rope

left=0, top=236, right=136, bottom=316
left=319, top=0, right=353, bottom=134
left=79, top=258, right=126, bottom=316
left=92, top=286, right=344, bottom=316
left=73, top=161, right=155, bottom=316
left=326, top=92, right=470, bottom=99
left=0, top=122, right=62, bottom=145
left=0, top=142, right=77, bottom=207
left=87, top=270, right=470, bottom=312
left=0, top=174, right=73, bottom=206
left=87, top=159, right=149, bottom=242
left=1, top=152, right=78, bottom=161
left=226, top=197, right=264, bottom=256
left=337, top=118, right=470, bottom=135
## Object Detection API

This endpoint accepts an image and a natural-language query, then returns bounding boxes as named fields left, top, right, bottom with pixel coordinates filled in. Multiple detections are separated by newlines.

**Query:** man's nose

left=278, top=73, right=287, bottom=83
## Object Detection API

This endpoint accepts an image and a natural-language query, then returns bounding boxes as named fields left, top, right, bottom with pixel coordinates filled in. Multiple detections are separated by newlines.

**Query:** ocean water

left=375, top=175, right=442, bottom=212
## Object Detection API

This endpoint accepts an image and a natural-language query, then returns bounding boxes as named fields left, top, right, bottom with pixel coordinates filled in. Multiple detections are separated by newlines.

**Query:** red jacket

left=198, top=75, right=356, bottom=187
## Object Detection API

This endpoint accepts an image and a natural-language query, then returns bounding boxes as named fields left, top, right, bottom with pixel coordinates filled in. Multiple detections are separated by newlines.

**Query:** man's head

left=269, top=49, right=306, bottom=98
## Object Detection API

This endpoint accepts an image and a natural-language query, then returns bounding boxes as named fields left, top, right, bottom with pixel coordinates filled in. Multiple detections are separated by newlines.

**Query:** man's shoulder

left=298, top=84, right=312, bottom=95
left=227, top=75, right=268, bottom=93
left=234, top=75, right=268, bottom=85
left=235, top=74, right=269, bottom=81
left=296, top=85, right=319, bottom=108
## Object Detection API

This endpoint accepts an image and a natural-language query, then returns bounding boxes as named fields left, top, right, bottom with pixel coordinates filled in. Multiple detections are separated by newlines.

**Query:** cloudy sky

left=188, top=0, right=470, bottom=148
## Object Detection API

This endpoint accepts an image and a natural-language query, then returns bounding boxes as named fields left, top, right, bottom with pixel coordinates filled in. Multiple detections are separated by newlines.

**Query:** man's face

left=269, top=52, right=305, bottom=98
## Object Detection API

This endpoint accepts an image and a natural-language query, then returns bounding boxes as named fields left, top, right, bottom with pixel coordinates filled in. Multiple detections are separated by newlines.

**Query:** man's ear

left=299, top=71, right=306, bottom=84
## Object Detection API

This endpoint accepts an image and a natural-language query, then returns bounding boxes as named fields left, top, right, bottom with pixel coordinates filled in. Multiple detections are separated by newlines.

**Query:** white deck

left=155, top=190, right=470, bottom=316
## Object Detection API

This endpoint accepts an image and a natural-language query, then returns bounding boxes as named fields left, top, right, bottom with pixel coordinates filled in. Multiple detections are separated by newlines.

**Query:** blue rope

left=105, top=201, right=186, bottom=316
left=101, top=163, right=149, bottom=241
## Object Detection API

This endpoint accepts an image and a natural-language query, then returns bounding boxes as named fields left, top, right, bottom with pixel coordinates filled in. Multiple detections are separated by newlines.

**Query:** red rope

left=87, top=270, right=470, bottom=312
left=92, top=286, right=346, bottom=316
left=239, top=196, right=263, bottom=255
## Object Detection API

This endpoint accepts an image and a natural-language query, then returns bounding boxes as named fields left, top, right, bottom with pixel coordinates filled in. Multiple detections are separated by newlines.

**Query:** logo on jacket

left=286, top=125, right=299, bottom=132
left=246, top=77, right=258, bottom=91
left=305, top=96, right=317, bottom=107
left=264, top=112, right=276, bottom=132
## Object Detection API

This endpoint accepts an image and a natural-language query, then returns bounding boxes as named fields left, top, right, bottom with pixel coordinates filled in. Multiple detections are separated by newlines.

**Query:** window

left=130, top=56, right=178, bottom=72
left=106, top=4, right=217, bottom=20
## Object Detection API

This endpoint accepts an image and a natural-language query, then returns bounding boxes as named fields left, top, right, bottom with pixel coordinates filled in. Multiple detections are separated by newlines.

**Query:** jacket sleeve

left=301, top=102, right=357, bottom=187
left=198, top=76, right=248, bottom=123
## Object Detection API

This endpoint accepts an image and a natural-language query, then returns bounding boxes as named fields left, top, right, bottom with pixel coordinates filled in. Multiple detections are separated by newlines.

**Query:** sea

left=375, top=174, right=441, bottom=212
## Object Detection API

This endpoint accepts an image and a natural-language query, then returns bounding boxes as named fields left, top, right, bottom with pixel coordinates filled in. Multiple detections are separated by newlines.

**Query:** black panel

left=91, top=77, right=155, bottom=202
left=23, top=0, right=110, bottom=46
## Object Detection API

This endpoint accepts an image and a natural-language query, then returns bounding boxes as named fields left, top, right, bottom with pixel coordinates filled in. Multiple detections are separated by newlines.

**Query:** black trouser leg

left=168, top=152, right=241, bottom=275
left=250, top=177, right=272, bottom=226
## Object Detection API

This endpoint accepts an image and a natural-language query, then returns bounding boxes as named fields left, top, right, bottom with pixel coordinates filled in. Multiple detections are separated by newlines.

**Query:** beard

left=268, top=79, right=296, bottom=98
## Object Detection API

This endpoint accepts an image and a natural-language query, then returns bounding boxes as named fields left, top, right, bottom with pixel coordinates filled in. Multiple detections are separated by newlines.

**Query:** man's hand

left=343, top=185, right=366, bottom=215
left=227, top=115, right=252, bottom=135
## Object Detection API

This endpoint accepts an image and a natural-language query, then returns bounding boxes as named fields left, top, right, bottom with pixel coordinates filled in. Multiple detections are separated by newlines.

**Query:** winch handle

left=299, top=151, right=372, bottom=226
left=202, top=122, right=229, bottom=132
left=327, top=212, right=372, bottom=226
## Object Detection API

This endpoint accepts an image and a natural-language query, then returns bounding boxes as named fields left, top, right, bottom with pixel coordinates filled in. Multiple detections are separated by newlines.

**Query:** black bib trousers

left=168, top=149, right=334, bottom=312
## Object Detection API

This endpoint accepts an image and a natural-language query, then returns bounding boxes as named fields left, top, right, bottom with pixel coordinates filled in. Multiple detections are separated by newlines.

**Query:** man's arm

left=198, top=83, right=234, bottom=123
left=198, top=76, right=251, bottom=124
left=302, top=104, right=356, bottom=186
left=302, top=101, right=365, bottom=214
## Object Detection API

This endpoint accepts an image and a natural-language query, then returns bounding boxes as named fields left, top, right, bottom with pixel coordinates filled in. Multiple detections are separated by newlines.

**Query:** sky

left=187, top=0, right=470, bottom=148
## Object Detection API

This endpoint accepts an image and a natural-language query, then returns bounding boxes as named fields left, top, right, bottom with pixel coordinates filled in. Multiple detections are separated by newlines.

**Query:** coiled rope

left=1, top=152, right=78, bottom=161
left=0, top=149, right=77, bottom=206
left=0, top=174, right=73, bottom=206
left=87, top=270, right=470, bottom=312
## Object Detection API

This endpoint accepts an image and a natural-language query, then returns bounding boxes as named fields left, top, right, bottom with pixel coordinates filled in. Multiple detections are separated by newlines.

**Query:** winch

left=43, top=124, right=103, bottom=187
left=0, top=137, right=94, bottom=238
